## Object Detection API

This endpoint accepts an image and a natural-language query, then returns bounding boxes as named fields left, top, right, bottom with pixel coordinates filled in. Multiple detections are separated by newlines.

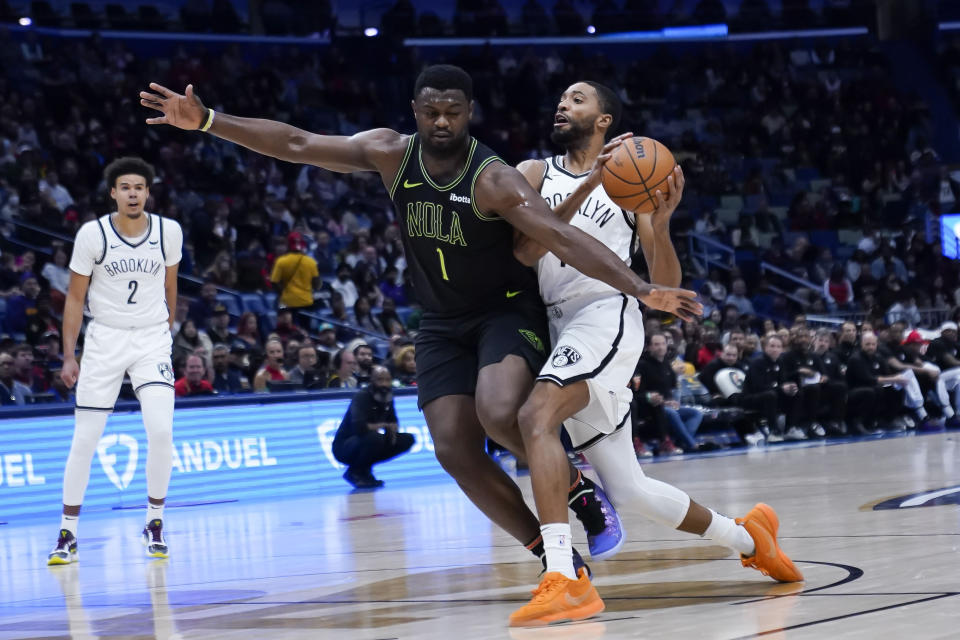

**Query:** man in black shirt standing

left=142, top=65, right=700, bottom=609
left=333, top=366, right=414, bottom=488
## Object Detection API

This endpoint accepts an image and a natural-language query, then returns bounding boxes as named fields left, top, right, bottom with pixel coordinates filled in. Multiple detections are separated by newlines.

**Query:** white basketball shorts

left=76, top=320, right=174, bottom=410
left=537, top=294, right=644, bottom=449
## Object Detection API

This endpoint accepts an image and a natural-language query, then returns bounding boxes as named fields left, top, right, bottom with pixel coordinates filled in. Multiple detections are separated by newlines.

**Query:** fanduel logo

left=0, top=453, right=46, bottom=487
left=97, top=433, right=139, bottom=490
left=171, top=437, right=277, bottom=473
left=316, top=420, right=434, bottom=469
left=449, top=193, right=471, bottom=204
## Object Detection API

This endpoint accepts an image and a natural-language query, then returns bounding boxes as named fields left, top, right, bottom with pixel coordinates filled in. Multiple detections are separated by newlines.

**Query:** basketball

left=601, top=137, right=676, bottom=214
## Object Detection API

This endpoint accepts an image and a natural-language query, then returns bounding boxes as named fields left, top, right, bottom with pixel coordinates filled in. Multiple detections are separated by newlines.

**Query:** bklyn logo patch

left=519, top=329, right=545, bottom=354
left=158, top=363, right=174, bottom=382
left=552, top=346, right=582, bottom=368
left=97, top=433, right=139, bottom=490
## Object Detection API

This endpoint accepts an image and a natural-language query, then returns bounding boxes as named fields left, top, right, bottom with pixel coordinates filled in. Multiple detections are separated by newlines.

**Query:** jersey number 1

left=436, top=248, right=450, bottom=281
left=127, top=280, right=138, bottom=304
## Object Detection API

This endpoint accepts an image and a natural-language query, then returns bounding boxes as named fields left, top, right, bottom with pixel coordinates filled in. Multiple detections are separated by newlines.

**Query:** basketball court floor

left=1, top=432, right=957, bottom=639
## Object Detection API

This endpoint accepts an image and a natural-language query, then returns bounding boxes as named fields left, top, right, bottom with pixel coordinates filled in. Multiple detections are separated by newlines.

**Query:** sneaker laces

left=147, top=519, right=164, bottom=543
left=530, top=574, right=569, bottom=603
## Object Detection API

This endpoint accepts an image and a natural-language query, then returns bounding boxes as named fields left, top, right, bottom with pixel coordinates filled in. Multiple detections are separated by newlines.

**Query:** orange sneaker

left=509, top=568, right=605, bottom=627
left=736, top=503, right=804, bottom=583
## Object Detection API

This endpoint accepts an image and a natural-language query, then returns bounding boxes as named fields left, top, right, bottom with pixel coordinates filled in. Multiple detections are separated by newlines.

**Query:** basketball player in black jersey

left=140, top=65, right=701, bottom=583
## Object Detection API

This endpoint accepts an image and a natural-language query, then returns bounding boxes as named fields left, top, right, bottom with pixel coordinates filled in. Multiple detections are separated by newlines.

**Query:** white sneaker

left=810, top=423, right=826, bottom=438
left=744, top=431, right=765, bottom=447
left=785, top=426, right=808, bottom=441
left=47, top=529, right=78, bottom=565
left=766, top=432, right=785, bottom=443
left=142, top=519, right=169, bottom=559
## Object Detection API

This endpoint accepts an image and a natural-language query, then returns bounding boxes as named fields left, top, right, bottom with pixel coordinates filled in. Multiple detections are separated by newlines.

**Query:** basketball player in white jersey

left=47, top=157, right=183, bottom=564
left=508, top=82, right=802, bottom=626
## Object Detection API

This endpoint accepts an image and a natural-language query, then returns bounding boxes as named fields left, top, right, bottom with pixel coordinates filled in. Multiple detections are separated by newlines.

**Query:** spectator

left=41, top=247, right=70, bottom=312
left=697, top=343, right=768, bottom=445
left=351, top=297, right=385, bottom=335
left=211, top=344, right=248, bottom=394
left=175, top=354, right=216, bottom=397
left=316, top=322, right=343, bottom=356
left=332, top=365, right=415, bottom=488
left=635, top=333, right=704, bottom=453
left=188, top=281, right=220, bottom=327
left=254, top=339, right=288, bottom=391
left=743, top=334, right=797, bottom=441
left=206, top=304, right=234, bottom=345
left=836, top=321, right=859, bottom=363
left=846, top=331, right=924, bottom=431
left=38, top=171, right=74, bottom=212
left=392, top=344, right=417, bottom=387
left=203, top=251, right=238, bottom=289
left=313, top=230, right=337, bottom=275
left=379, top=265, right=407, bottom=306
left=780, top=326, right=841, bottom=437
left=0, top=351, right=30, bottom=405
left=696, top=327, right=722, bottom=368
left=271, top=231, right=320, bottom=312
left=354, top=343, right=375, bottom=386
left=234, top=311, right=263, bottom=352
left=173, top=319, right=210, bottom=365
left=870, top=244, right=908, bottom=282
left=287, top=344, right=327, bottom=389
left=378, top=297, right=405, bottom=335
left=3, top=275, right=41, bottom=334
left=273, top=309, right=306, bottom=344
left=331, top=263, right=359, bottom=308
left=328, top=348, right=359, bottom=388
left=724, top=279, right=755, bottom=316
left=823, top=264, right=854, bottom=310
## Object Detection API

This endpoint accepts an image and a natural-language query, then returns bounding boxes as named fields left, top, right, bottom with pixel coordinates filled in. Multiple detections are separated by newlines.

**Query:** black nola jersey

left=389, top=134, right=537, bottom=315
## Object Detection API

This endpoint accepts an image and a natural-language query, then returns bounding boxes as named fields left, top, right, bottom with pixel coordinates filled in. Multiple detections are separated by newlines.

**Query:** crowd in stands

left=1, top=25, right=959, bottom=465
left=628, top=310, right=960, bottom=457
left=2, top=1, right=880, bottom=38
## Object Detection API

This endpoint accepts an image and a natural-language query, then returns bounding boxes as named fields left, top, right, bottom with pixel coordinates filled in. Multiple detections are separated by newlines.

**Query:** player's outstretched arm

left=513, top=133, right=632, bottom=266
left=61, top=271, right=90, bottom=388
left=477, top=163, right=702, bottom=321
left=139, top=83, right=404, bottom=173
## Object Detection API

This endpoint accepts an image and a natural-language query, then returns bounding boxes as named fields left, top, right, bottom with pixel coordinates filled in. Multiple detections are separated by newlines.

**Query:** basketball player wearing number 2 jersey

left=508, top=82, right=803, bottom=626
left=47, top=157, right=182, bottom=565
left=141, top=66, right=702, bottom=592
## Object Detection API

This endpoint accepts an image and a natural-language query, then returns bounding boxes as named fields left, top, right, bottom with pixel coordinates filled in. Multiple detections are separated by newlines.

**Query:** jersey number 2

left=436, top=248, right=450, bottom=281
left=127, top=280, right=138, bottom=304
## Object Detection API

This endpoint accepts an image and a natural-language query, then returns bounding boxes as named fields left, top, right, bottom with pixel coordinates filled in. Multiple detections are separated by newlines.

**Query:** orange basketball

left=600, top=137, right=676, bottom=214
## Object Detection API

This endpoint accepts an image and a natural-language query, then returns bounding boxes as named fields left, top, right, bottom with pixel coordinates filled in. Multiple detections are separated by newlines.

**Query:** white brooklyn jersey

left=536, top=156, right=637, bottom=304
left=69, top=213, right=183, bottom=329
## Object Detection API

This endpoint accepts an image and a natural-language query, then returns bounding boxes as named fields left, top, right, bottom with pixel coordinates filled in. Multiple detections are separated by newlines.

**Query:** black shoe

left=696, top=441, right=723, bottom=452
left=363, top=470, right=385, bottom=487
left=343, top=468, right=379, bottom=489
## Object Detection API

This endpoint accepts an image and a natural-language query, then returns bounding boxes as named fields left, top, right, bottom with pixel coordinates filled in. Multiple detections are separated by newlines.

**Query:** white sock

left=60, top=514, right=79, bottom=537
left=62, top=410, right=110, bottom=506
left=146, top=501, right=164, bottom=524
left=703, top=509, right=756, bottom=557
left=541, top=523, right=576, bottom=580
left=139, top=386, right=175, bottom=500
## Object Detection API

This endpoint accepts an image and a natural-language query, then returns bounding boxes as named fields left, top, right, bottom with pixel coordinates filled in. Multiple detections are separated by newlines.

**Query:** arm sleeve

left=68, top=223, right=99, bottom=276
left=348, top=389, right=374, bottom=430
left=163, top=219, right=184, bottom=267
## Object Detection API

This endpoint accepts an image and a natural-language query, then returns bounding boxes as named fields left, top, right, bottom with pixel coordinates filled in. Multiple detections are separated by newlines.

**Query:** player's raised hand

left=139, top=83, right=207, bottom=130
left=61, top=357, right=80, bottom=389
left=585, top=132, right=633, bottom=190
left=651, top=165, right=685, bottom=227
left=637, top=285, right=703, bottom=322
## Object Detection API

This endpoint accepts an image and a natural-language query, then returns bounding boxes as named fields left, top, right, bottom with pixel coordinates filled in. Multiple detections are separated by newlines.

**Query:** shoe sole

left=46, top=554, right=76, bottom=566
left=739, top=503, right=803, bottom=583
left=510, top=597, right=605, bottom=627
left=589, top=528, right=625, bottom=561
left=142, top=535, right=169, bottom=559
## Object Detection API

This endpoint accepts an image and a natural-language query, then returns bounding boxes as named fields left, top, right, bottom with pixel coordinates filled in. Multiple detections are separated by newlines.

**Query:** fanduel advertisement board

left=0, top=392, right=443, bottom=521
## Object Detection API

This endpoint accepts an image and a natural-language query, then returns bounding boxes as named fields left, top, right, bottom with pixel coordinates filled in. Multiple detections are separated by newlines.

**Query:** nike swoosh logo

left=565, top=589, right=592, bottom=607
left=753, top=525, right=779, bottom=560
left=506, top=290, right=522, bottom=298
left=149, top=240, right=159, bottom=245
left=110, top=244, right=121, bottom=249
left=403, top=180, right=423, bottom=188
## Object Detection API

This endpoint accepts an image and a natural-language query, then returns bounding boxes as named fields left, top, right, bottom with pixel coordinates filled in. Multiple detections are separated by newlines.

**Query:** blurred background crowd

left=1, top=0, right=959, bottom=453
